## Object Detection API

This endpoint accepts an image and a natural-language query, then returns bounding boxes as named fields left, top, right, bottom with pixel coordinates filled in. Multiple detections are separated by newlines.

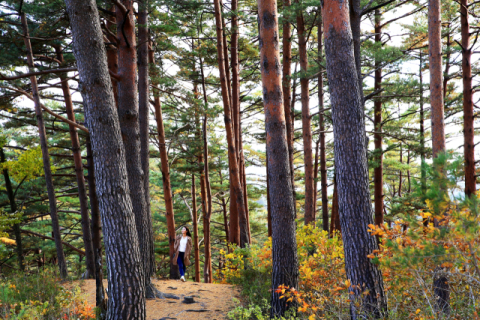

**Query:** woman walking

left=173, top=226, right=192, bottom=281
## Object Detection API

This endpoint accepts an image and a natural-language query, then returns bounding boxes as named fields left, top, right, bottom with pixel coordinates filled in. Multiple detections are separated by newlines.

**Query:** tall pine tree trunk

left=191, top=174, right=201, bottom=282
left=64, top=0, right=146, bottom=317
left=282, top=0, right=296, bottom=208
left=257, top=0, right=299, bottom=316
left=296, top=8, right=315, bottom=225
left=54, top=45, right=95, bottom=279
left=149, top=45, right=178, bottom=279
left=429, top=0, right=449, bottom=313
left=115, top=0, right=154, bottom=295
left=318, top=13, right=328, bottom=232
left=419, top=51, right=426, bottom=195
left=213, top=0, right=248, bottom=248
left=20, top=13, right=68, bottom=279
left=373, top=10, right=383, bottom=228
left=138, top=0, right=157, bottom=296
left=322, top=1, right=386, bottom=317
left=202, top=115, right=213, bottom=283
left=461, top=0, right=475, bottom=197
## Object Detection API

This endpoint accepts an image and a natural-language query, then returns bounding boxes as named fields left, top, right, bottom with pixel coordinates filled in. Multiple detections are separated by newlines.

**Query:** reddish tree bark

left=149, top=44, right=178, bottom=279
left=213, top=0, right=248, bottom=248
left=318, top=13, right=328, bottom=231
left=373, top=10, right=383, bottom=227
left=461, top=0, right=475, bottom=197
left=115, top=0, right=155, bottom=295
left=296, top=8, right=315, bottom=225
left=20, top=12, right=68, bottom=279
left=258, top=0, right=299, bottom=316
left=428, top=0, right=446, bottom=158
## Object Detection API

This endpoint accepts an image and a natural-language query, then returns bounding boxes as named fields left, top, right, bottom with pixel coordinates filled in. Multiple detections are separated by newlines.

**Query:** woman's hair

left=181, top=226, right=192, bottom=238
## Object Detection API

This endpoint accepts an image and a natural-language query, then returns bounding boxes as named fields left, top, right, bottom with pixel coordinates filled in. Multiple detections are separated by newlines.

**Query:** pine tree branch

left=0, top=67, right=77, bottom=80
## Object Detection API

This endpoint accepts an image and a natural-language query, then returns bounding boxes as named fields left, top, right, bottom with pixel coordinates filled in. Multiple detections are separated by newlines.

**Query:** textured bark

left=349, top=0, right=364, bottom=103
left=85, top=137, right=107, bottom=315
left=257, top=0, right=299, bottom=316
left=65, top=0, right=146, bottom=317
left=54, top=46, right=95, bottom=279
left=213, top=0, right=248, bottom=248
left=329, top=174, right=341, bottom=236
left=373, top=11, right=383, bottom=227
left=296, top=9, right=315, bottom=225
left=191, top=174, right=201, bottom=282
left=105, top=6, right=118, bottom=106
left=282, top=0, right=295, bottom=206
left=322, top=1, right=386, bottom=317
left=1, top=148, right=24, bottom=271
left=149, top=46, right=178, bottom=279
left=318, top=14, right=329, bottom=232
left=20, top=13, right=68, bottom=279
left=138, top=0, right=158, bottom=297
left=461, top=0, right=475, bottom=197
left=428, top=0, right=446, bottom=158
left=115, top=0, right=154, bottom=294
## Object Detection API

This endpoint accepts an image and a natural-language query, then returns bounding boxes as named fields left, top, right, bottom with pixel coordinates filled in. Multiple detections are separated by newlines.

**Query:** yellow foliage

left=0, top=237, right=16, bottom=245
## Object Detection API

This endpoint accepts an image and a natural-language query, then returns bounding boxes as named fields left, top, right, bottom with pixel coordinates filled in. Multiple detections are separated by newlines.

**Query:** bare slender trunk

left=149, top=43, right=178, bottom=279
left=202, top=115, right=213, bottom=283
left=138, top=0, right=157, bottom=296
left=373, top=10, right=383, bottom=228
left=282, top=0, right=295, bottom=206
left=318, top=12, right=328, bottom=232
left=313, top=138, right=320, bottom=218
left=461, top=0, right=475, bottom=197
left=20, top=13, right=68, bottom=279
left=191, top=174, right=201, bottom=282
left=297, top=8, right=315, bottom=225
left=54, top=45, right=95, bottom=278
left=429, top=0, right=449, bottom=313
left=213, top=0, right=248, bottom=247
left=419, top=51, right=426, bottom=195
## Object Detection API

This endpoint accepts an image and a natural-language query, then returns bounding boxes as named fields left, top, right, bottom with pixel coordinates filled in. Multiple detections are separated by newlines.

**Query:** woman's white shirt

left=179, top=236, right=188, bottom=252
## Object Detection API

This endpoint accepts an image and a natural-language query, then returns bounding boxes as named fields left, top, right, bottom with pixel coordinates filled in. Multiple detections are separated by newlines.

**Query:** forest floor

left=75, top=279, right=240, bottom=320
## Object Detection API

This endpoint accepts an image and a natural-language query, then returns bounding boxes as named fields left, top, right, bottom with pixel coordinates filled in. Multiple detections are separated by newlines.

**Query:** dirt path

left=77, top=279, right=240, bottom=320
